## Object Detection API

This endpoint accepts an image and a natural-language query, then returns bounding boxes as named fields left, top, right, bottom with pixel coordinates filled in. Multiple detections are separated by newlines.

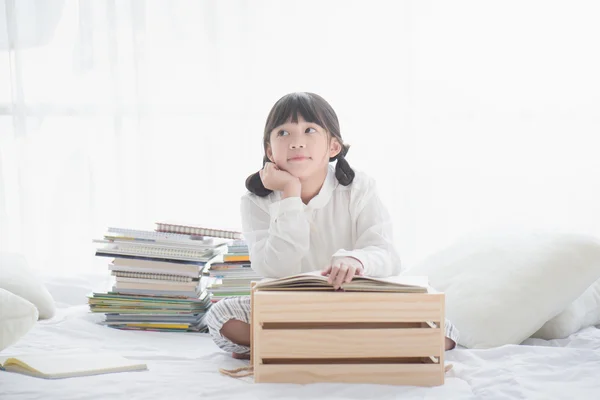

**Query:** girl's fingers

left=344, top=265, right=356, bottom=283
left=327, top=264, right=340, bottom=285
left=321, top=265, right=332, bottom=276
left=259, top=169, right=265, bottom=184
left=333, top=264, right=348, bottom=289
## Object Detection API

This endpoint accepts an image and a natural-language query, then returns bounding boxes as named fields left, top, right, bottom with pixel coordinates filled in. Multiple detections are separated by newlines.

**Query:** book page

left=254, top=271, right=429, bottom=292
left=0, top=353, right=147, bottom=378
left=351, top=275, right=429, bottom=287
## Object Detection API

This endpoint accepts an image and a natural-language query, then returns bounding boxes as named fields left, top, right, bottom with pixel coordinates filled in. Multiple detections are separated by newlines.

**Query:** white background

left=1, top=0, right=599, bottom=272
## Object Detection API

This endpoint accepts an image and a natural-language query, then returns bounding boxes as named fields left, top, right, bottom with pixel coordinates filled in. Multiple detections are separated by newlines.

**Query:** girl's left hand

left=321, top=257, right=365, bottom=290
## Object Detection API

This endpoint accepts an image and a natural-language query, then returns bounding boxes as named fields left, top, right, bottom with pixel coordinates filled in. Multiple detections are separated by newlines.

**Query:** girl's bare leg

left=220, top=319, right=251, bottom=359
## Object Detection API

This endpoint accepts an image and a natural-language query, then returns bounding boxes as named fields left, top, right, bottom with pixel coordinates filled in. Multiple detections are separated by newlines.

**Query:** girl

left=205, top=92, right=459, bottom=358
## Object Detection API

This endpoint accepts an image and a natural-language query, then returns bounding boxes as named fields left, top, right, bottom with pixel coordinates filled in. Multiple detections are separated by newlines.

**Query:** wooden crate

left=250, top=286, right=446, bottom=386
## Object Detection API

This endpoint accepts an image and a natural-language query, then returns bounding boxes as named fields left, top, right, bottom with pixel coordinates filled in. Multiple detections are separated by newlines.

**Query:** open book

left=253, top=271, right=429, bottom=293
left=0, top=353, right=148, bottom=379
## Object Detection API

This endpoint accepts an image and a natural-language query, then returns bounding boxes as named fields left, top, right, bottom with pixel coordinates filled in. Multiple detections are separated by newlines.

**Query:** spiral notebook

left=95, top=238, right=225, bottom=252
left=112, top=271, right=194, bottom=282
left=115, top=280, right=198, bottom=290
left=95, top=242, right=219, bottom=263
left=107, top=227, right=207, bottom=242
left=156, top=222, right=242, bottom=240
left=108, top=263, right=200, bottom=278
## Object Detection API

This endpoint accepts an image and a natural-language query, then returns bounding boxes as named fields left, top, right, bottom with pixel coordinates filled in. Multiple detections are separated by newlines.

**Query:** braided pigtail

left=245, top=156, right=273, bottom=197
left=333, top=143, right=355, bottom=186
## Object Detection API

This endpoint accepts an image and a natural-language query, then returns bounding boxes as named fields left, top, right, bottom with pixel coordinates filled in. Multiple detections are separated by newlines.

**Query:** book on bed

left=253, top=271, right=429, bottom=292
left=0, top=353, right=147, bottom=379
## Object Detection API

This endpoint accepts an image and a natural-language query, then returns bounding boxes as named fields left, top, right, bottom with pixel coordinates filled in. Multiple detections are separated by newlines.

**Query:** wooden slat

left=253, top=291, right=443, bottom=323
left=255, top=328, right=442, bottom=359
left=254, top=363, right=444, bottom=386
left=261, top=357, right=437, bottom=364
left=250, top=282, right=256, bottom=365
left=262, top=322, right=426, bottom=329
left=439, top=303, right=446, bottom=374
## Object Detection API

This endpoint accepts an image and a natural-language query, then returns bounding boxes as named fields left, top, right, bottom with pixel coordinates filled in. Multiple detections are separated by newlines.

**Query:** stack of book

left=205, top=240, right=262, bottom=302
left=89, top=222, right=241, bottom=332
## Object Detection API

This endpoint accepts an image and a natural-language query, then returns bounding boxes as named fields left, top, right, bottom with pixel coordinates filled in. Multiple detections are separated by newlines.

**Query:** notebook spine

left=107, top=227, right=204, bottom=242
left=105, top=243, right=212, bottom=259
left=112, top=271, right=193, bottom=282
left=99, top=238, right=220, bottom=251
left=155, top=223, right=242, bottom=240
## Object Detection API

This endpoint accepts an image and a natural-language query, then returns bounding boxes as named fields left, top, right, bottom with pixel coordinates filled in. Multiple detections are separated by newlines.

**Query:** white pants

left=205, top=296, right=460, bottom=354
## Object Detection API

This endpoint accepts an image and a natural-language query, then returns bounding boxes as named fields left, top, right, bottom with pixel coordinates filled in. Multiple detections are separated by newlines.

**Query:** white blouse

left=240, top=164, right=402, bottom=278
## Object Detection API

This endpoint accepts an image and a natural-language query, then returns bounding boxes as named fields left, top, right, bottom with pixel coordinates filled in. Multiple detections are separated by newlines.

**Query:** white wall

left=1, top=0, right=599, bottom=271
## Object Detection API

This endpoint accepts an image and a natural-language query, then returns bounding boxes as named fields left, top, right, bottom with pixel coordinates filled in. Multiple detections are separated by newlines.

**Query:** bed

left=1, top=271, right=599, bottom=400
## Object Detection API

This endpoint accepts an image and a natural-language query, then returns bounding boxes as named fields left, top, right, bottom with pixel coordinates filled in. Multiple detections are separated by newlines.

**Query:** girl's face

left=266, top=114, right=341, bottom=181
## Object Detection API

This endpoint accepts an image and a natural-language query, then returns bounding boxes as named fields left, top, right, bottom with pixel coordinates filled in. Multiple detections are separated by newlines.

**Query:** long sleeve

left=240, top=194, right=311, bottom=278
left=331, top=178, right=402, bottom=278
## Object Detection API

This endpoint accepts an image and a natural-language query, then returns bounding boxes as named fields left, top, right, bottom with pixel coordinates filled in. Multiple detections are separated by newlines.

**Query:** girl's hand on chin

left=259, top=162, right=300, bottom=192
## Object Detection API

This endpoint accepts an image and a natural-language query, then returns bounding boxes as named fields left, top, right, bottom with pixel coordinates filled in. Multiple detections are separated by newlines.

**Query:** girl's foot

left=232, top=352, right=250, bottom=360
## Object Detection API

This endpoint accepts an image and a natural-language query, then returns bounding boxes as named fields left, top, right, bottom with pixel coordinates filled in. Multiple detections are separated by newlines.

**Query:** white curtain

left=1, top=0, right=600, bottom=274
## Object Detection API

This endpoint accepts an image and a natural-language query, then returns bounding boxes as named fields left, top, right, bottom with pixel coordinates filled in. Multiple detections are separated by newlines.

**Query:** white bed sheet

left=1, top=272, right=599, bottom=400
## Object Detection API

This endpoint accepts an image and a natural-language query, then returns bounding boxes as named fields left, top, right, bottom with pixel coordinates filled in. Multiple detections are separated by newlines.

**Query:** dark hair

left=245, top=92, right=355, bottom=196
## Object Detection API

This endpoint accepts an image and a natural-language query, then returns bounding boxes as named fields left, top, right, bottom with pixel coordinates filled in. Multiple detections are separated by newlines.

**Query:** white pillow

left=0, top=252, right=56, bottom=319
left=0, top=288, right=39, bottom=351
left=532, top=277, right=600, bottom=339
left=404, top=232, right=600, bottom=349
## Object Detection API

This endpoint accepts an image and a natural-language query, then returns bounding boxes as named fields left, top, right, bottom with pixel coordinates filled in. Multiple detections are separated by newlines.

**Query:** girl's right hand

left=259, top=162, right=301, bottom=193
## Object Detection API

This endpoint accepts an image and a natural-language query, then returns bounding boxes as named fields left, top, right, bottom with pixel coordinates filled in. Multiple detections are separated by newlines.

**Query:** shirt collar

left=306, top=164, right=337, bottom=210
